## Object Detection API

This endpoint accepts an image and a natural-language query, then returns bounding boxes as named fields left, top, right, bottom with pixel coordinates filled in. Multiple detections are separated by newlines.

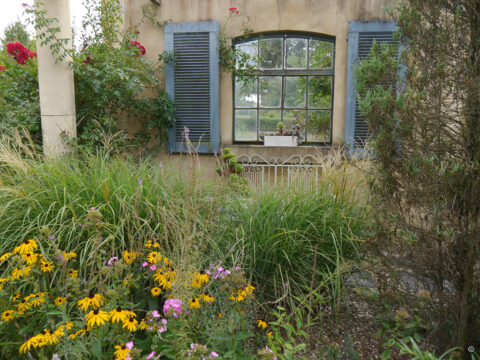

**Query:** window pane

left=259, top=38, right=283, bottom=69
left=235, top=110, right=257, bottom=141
left=309, top=40, right=333, bottom=69
left=286, top=38, right=307, bottom=69
left=235, top=78, right=257, bottom=107
left=307, top=110, right=331, bottom=142
left=259, top=110, right=282, bottom=134
left=235, top=40, right=258, bottom=69
left=283, top=110, right=306, bottom=135
left=308, top=76, right=332, bottom=108
left=259, top=77, right=282, bottom=107
left=285, top=77, right=306, bottom=108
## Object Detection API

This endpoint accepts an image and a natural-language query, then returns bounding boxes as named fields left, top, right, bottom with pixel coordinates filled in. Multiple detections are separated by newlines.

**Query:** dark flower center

left=116, top=307, right=122, bottom=312
left=122, top=345, right=126, bottom=350
left=93, top=309, right=99, bottom=315
left=129, top=318, right=134, bottom=322
left=23, top=239, right=29, bottom=244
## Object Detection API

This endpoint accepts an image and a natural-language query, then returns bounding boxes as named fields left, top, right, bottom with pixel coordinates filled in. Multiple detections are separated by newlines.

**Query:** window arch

left=233, top=32, right=335, bottom=144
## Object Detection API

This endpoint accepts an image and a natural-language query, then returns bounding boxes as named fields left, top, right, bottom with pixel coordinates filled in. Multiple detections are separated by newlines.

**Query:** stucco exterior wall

left=123, top=0, right=398, bottom=175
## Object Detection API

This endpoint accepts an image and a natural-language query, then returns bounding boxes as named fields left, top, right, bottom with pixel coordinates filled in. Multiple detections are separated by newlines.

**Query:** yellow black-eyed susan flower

left=191, top=272, right=209, bottom=289
left=62, top=251, right=77, bottom=261
left=145, top=240, right=160, bottom=248
left=138, top=318, right=148, bottom=330
left=201, top=294, right=215, bottom=303
left=151, top=287, right=161, bottom=296
left=110, top=307, right=128, bottom=324
left=86, top=309, right=110, bottom=327
left=19, top=336, right=38, bottom=354
left=257, top=320, right=268, bottom=330
left=41, top=329, right=59, bottom=345
left=22, top=252, right=39, bottom=265
left=40, top=261, right=54, bottom=273
left=13, top=239, right=38, bottom=255
left=122, top=317, right=138, bottom=332
left=54, top=296, right=67, bottom=306
left=147, top=251, right=162, bottom=264
left=123, top=250, right=139, bottom=264
left=0, top=252, right=13, bottom=262
left=1, top=310, right=15, bottom=322
left=77, top=293, right=104, bottom=311
left=114, top=344, right=131, bottom=360
left=68, top=269, right=79, bottom=278
left=28, top=294, right=46, bottom=308
left=188, top=298, right=201, bottom=309
left=11, top=267, right=23, bottom=280
left=123, top=309, right=137, bottom=319
left=12, top=291, right=21, bottom=301
left=153, top=270, right=167, bottom=287
left=69, top=328, right=87, bottom=340
left=17, top=299, right=32, bottom=313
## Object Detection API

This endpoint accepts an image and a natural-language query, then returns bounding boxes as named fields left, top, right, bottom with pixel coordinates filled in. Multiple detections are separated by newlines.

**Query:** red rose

left=130, top=40, right=146, bottom=56
left=0, top=66, right=5, bottom=71
left=229, top=7, right=239, bottom=14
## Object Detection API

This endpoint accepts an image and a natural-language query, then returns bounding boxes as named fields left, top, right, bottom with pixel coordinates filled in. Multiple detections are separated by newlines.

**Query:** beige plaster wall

left=124, top=0, right=397, bottom=173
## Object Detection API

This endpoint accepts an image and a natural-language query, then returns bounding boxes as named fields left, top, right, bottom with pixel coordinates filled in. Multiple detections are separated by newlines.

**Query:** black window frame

left=232, top=32, right=336, bottom=145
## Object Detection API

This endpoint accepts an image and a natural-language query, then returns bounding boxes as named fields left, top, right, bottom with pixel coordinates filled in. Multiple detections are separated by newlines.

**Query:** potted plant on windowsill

left=262, top=123, right=303, bottom=146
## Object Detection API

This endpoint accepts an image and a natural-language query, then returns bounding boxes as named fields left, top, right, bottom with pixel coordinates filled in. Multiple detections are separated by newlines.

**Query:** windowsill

left=225, top=144, right=339, bottom=163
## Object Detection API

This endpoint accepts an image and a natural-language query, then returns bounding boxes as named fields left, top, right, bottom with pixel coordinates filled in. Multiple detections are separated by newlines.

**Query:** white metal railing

left=236, top=154, right=321, bottom=191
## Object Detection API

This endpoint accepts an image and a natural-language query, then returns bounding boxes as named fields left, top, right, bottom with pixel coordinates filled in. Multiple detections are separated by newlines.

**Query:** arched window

left=233, top=33, right=335, bottom=144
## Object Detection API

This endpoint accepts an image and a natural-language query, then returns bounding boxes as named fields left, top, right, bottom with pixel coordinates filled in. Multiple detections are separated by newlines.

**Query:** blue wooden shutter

left=165, top=21, right=220, bottom=153
left=344, top=21, right=399, bottom=158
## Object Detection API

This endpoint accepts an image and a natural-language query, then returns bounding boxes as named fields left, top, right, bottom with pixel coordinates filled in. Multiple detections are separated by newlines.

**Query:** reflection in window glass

left=259, top=77, right=282, bottom=107
left=259, top=110, right=282, bottom=134
left=235, top=40, right=258, bottom=69
left=307, top=110, right=331, bottom=142
left=309, top=40, right=333, bottom=69
left=285, top=77, right=306, bottom=108
left=235, top=79, right=257, bottom=108
left=287, top=38, right=307, bottom=68
left=308, top=76, right=332, bottom=108
left=235, top=110, right=257, bottom=141
left=259, top=38, right=283, bottom=69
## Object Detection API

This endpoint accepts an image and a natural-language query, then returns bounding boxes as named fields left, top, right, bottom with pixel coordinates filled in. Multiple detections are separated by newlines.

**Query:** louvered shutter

left=344, top=21, right=399, bottom=158
left=165, top=22, right=220, bottom=153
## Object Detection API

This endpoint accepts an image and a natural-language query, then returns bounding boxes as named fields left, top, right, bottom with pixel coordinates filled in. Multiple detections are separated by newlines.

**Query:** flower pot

left=264, top=135, right=298, bottom=147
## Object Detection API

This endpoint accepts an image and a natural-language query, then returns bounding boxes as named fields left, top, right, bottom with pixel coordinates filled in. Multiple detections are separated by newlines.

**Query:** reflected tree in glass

left=307, top=110, right=331, bottom=142
left=308, top=76, right=332, bottom=108
left=259, top=38, right=283, bottom=69
left=259, top=76, right=282, bottom=107
left=309, top=40, right=333, bottom=69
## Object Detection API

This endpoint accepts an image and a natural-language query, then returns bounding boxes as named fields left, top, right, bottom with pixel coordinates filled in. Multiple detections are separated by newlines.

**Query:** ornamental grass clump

left=218, top=179, right=367, bottom=305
